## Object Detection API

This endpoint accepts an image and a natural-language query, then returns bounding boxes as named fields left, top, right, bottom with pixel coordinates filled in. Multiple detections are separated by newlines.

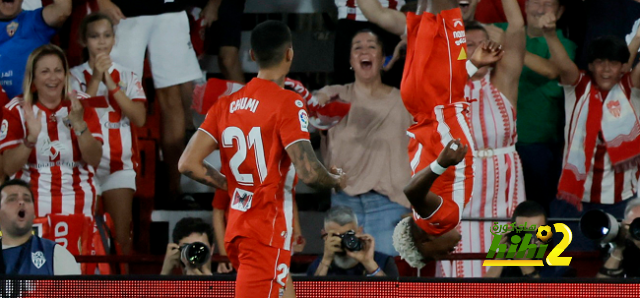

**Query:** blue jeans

left=550, top=198, right=632, bottom=251
left=331, top=191, right=410, bottom=256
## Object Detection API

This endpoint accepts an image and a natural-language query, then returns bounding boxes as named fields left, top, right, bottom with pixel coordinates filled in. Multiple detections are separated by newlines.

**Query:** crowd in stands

left=2, top=0, right=640, bottom=280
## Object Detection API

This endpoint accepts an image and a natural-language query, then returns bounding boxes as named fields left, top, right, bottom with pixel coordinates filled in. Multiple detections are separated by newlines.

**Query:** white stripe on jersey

left=283, top=164, right=296, bottom=251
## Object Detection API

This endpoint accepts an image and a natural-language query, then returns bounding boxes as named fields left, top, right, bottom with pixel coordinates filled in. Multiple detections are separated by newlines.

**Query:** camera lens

left=340, top=231, right=363, bottom=252
left=580, top=209, right=619, bottom=242
left=180, top=242, right=210, bottom=267
left=629, top=218, right=640, bottom=241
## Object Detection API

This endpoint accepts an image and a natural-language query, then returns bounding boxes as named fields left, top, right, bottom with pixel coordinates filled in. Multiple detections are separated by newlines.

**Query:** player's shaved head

left=251, top=20, right=293, bottom=69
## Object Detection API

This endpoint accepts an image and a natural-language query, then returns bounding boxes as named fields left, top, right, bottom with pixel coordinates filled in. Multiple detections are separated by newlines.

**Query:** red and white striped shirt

left=70, top=62, right=146, bottom=177
left=0, top=95, right=103, bottom=217
left=336, top=0, right=405, bottom=21
left=563, top=72, right=640, bottom=204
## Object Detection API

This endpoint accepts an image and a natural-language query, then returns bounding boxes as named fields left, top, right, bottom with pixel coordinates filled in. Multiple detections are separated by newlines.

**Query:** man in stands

left=0, top=0, right=71, bottom=98
left=1, top=179, right=80, bottom=275
left=308, top=206, right=398, bottom=277
left=160, top=217, right=214, bottom=276
left=179, top=20, right=346, bottom=298
left=546, top=14, right=640, bottom=251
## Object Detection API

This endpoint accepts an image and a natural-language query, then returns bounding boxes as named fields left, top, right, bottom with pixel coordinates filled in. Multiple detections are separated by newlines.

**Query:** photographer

left=307, top=206, right=398, bottom=277
left=1, top=179, right=80, bottom=275
left=597, top=198, right=640, bottom=278
left=161, top=217, right=214, bottom=275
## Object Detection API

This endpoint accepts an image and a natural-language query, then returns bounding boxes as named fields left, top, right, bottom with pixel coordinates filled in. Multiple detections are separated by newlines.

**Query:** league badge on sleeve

left=0, top=119, right=8, bottom=141
left=6, top=21, right=18, bottom=37
left=298, top=109, right=309, bottom=132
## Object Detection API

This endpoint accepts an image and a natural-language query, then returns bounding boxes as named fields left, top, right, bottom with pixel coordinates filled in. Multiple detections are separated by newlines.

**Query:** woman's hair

left=22, top=44, right=71, bottom=105
left=79, top=12, right=114, bottom=44
left=351, top=28, right=386, bottom=57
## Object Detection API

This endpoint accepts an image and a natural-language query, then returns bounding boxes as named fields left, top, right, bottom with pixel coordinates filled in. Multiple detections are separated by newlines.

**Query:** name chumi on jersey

left=230, top=97, right=260, bottom=113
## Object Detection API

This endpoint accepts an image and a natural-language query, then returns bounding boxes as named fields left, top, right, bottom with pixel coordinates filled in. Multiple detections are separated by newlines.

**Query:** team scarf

left=558, top=73, right=640, bottom=210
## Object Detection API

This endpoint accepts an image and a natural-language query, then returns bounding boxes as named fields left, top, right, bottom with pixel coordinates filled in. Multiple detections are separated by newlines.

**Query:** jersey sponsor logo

left=230, top=97, right=260, bottom=114
left=298, top=109, right=309, bottom=132
left=104, top=119, right=130, bottom=129
left=458, top=48, right=467, bottom=60
left=38, top=137, right=68, bottom=161
left=6, top=21, right=18, bottom=37
left=231, top=188, right=254, bottom=212
left=453, top=31, right=465, bottom=38
left=0, top=119, right=8, bottom=141
left=31, top=251, right=46, bottom=269
left=453, top=19, right=464, bottom=28
left=295, top=99, right=304, bottom=108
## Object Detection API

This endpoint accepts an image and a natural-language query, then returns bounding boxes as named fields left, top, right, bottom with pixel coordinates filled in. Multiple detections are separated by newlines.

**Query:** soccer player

left=178, top=20, right=346, bottom=298
left=391, top=0, right=477, bottom=264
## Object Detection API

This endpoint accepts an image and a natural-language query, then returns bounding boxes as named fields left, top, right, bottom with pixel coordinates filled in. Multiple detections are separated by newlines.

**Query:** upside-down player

left=178, top=20, right=346, bottom=298
left=391, top=0, right=477, bottom=266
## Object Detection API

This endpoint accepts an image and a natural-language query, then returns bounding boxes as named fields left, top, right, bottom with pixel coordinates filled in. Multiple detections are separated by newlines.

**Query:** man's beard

left=333, top=253, right=359, bottom=269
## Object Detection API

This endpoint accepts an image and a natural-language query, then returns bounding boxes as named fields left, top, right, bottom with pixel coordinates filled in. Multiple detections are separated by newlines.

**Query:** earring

left=350, top=67, right=353, bottom=70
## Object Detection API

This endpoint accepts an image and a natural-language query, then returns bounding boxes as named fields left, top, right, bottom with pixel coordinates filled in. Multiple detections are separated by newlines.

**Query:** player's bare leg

left=417, top=0, right=459, bottom=15
left=156, top=84, right=186, bottom=205
left=283, top=274, right=296, bottom=298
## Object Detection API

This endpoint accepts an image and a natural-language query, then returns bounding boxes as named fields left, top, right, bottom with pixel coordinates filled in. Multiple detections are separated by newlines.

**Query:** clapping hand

left=23, top=101, right=42, bottom=144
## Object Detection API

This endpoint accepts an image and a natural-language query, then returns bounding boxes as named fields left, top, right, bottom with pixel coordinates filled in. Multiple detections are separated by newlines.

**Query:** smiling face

left=458, top=0, right=479, bottom=23
left=84, top=19, right=115, bottom=58
left=32, top=54, right=66, bottom=104
left=350, top=31, right=384, bottom=83
left=0, top=184, right=35, bottom=238
left=588, top=59, right=625, bottom=91
left=0, top=0, right=22, bottom=19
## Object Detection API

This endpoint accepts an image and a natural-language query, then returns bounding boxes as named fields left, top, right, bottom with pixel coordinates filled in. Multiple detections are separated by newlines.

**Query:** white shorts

left=110, top=11, right=202, bottom=89
left=96, top=169, right=137, bottom=194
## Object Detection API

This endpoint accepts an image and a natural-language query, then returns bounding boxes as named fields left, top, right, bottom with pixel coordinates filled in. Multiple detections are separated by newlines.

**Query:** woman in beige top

left=316, top=29, right=413, bottom=256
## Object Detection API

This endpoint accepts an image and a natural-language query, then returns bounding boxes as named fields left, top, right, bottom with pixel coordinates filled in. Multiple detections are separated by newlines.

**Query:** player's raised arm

left=404, top=140, right=468, bottom=218
left=357, top=0, right=406, bottom=36
left=178, top=131, right=228, bottom=191
left=285, top=141, right=346, bottom=190
left=628, top=22, right=640, bottom=88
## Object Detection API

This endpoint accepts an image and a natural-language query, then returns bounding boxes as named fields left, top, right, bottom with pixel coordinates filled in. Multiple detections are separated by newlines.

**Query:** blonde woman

left=0, top=44, right=103, bottom=218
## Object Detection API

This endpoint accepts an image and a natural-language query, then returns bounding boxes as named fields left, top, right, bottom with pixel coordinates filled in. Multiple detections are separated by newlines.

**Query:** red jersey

left=199, top=78, right=309, bottom=251
left=0, top=95, right=103, bottom=217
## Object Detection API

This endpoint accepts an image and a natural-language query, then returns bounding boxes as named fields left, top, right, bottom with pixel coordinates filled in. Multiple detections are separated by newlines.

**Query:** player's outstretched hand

left=436, top=139, right=468, bottom=168
left=470, top=40, right=505, bottom=69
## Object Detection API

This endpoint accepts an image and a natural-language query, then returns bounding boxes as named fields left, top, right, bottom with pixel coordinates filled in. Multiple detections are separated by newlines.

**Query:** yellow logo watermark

left=482, top=222, right=573, bottom=267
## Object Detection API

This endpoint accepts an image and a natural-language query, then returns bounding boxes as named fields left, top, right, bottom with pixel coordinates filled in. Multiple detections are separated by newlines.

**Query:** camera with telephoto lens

left=338, top=231, right=363, bottom=252
left=180, top=242, right=210, bottom=268
left=580, top=209, right=640, bottom=243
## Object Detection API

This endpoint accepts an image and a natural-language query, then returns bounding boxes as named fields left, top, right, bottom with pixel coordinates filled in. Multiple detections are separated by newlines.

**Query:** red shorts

left=401, top=8, right=468, bottom=123
left=226, top=237, right=291, bottom=298
left=407, top=103, right=475, bottom=236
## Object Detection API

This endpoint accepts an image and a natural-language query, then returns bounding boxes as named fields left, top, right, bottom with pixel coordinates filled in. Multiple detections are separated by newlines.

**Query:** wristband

left=74, top=125, right=88, bottom=136
left=367, top=266, right=381, bottom=277
left=466, top=60, right=479, bottom=77
left=430, top=161, right=447, bottom=175
left=108, top=86, right=120, bottom=97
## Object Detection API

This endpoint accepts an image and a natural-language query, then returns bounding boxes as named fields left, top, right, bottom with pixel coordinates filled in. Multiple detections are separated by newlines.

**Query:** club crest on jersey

left=0, top=119, right=8, bottom=141
left=295, top=100, right=304, bottom=108
left=607, top=100, right=622, bottom=118
left=6, top=21, right=18, bottom=37
left=31, top=251, right=46, bottom=269
left=231, top=188, right=254, bottom=212
left=298, top=109, right=309, bottom=132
